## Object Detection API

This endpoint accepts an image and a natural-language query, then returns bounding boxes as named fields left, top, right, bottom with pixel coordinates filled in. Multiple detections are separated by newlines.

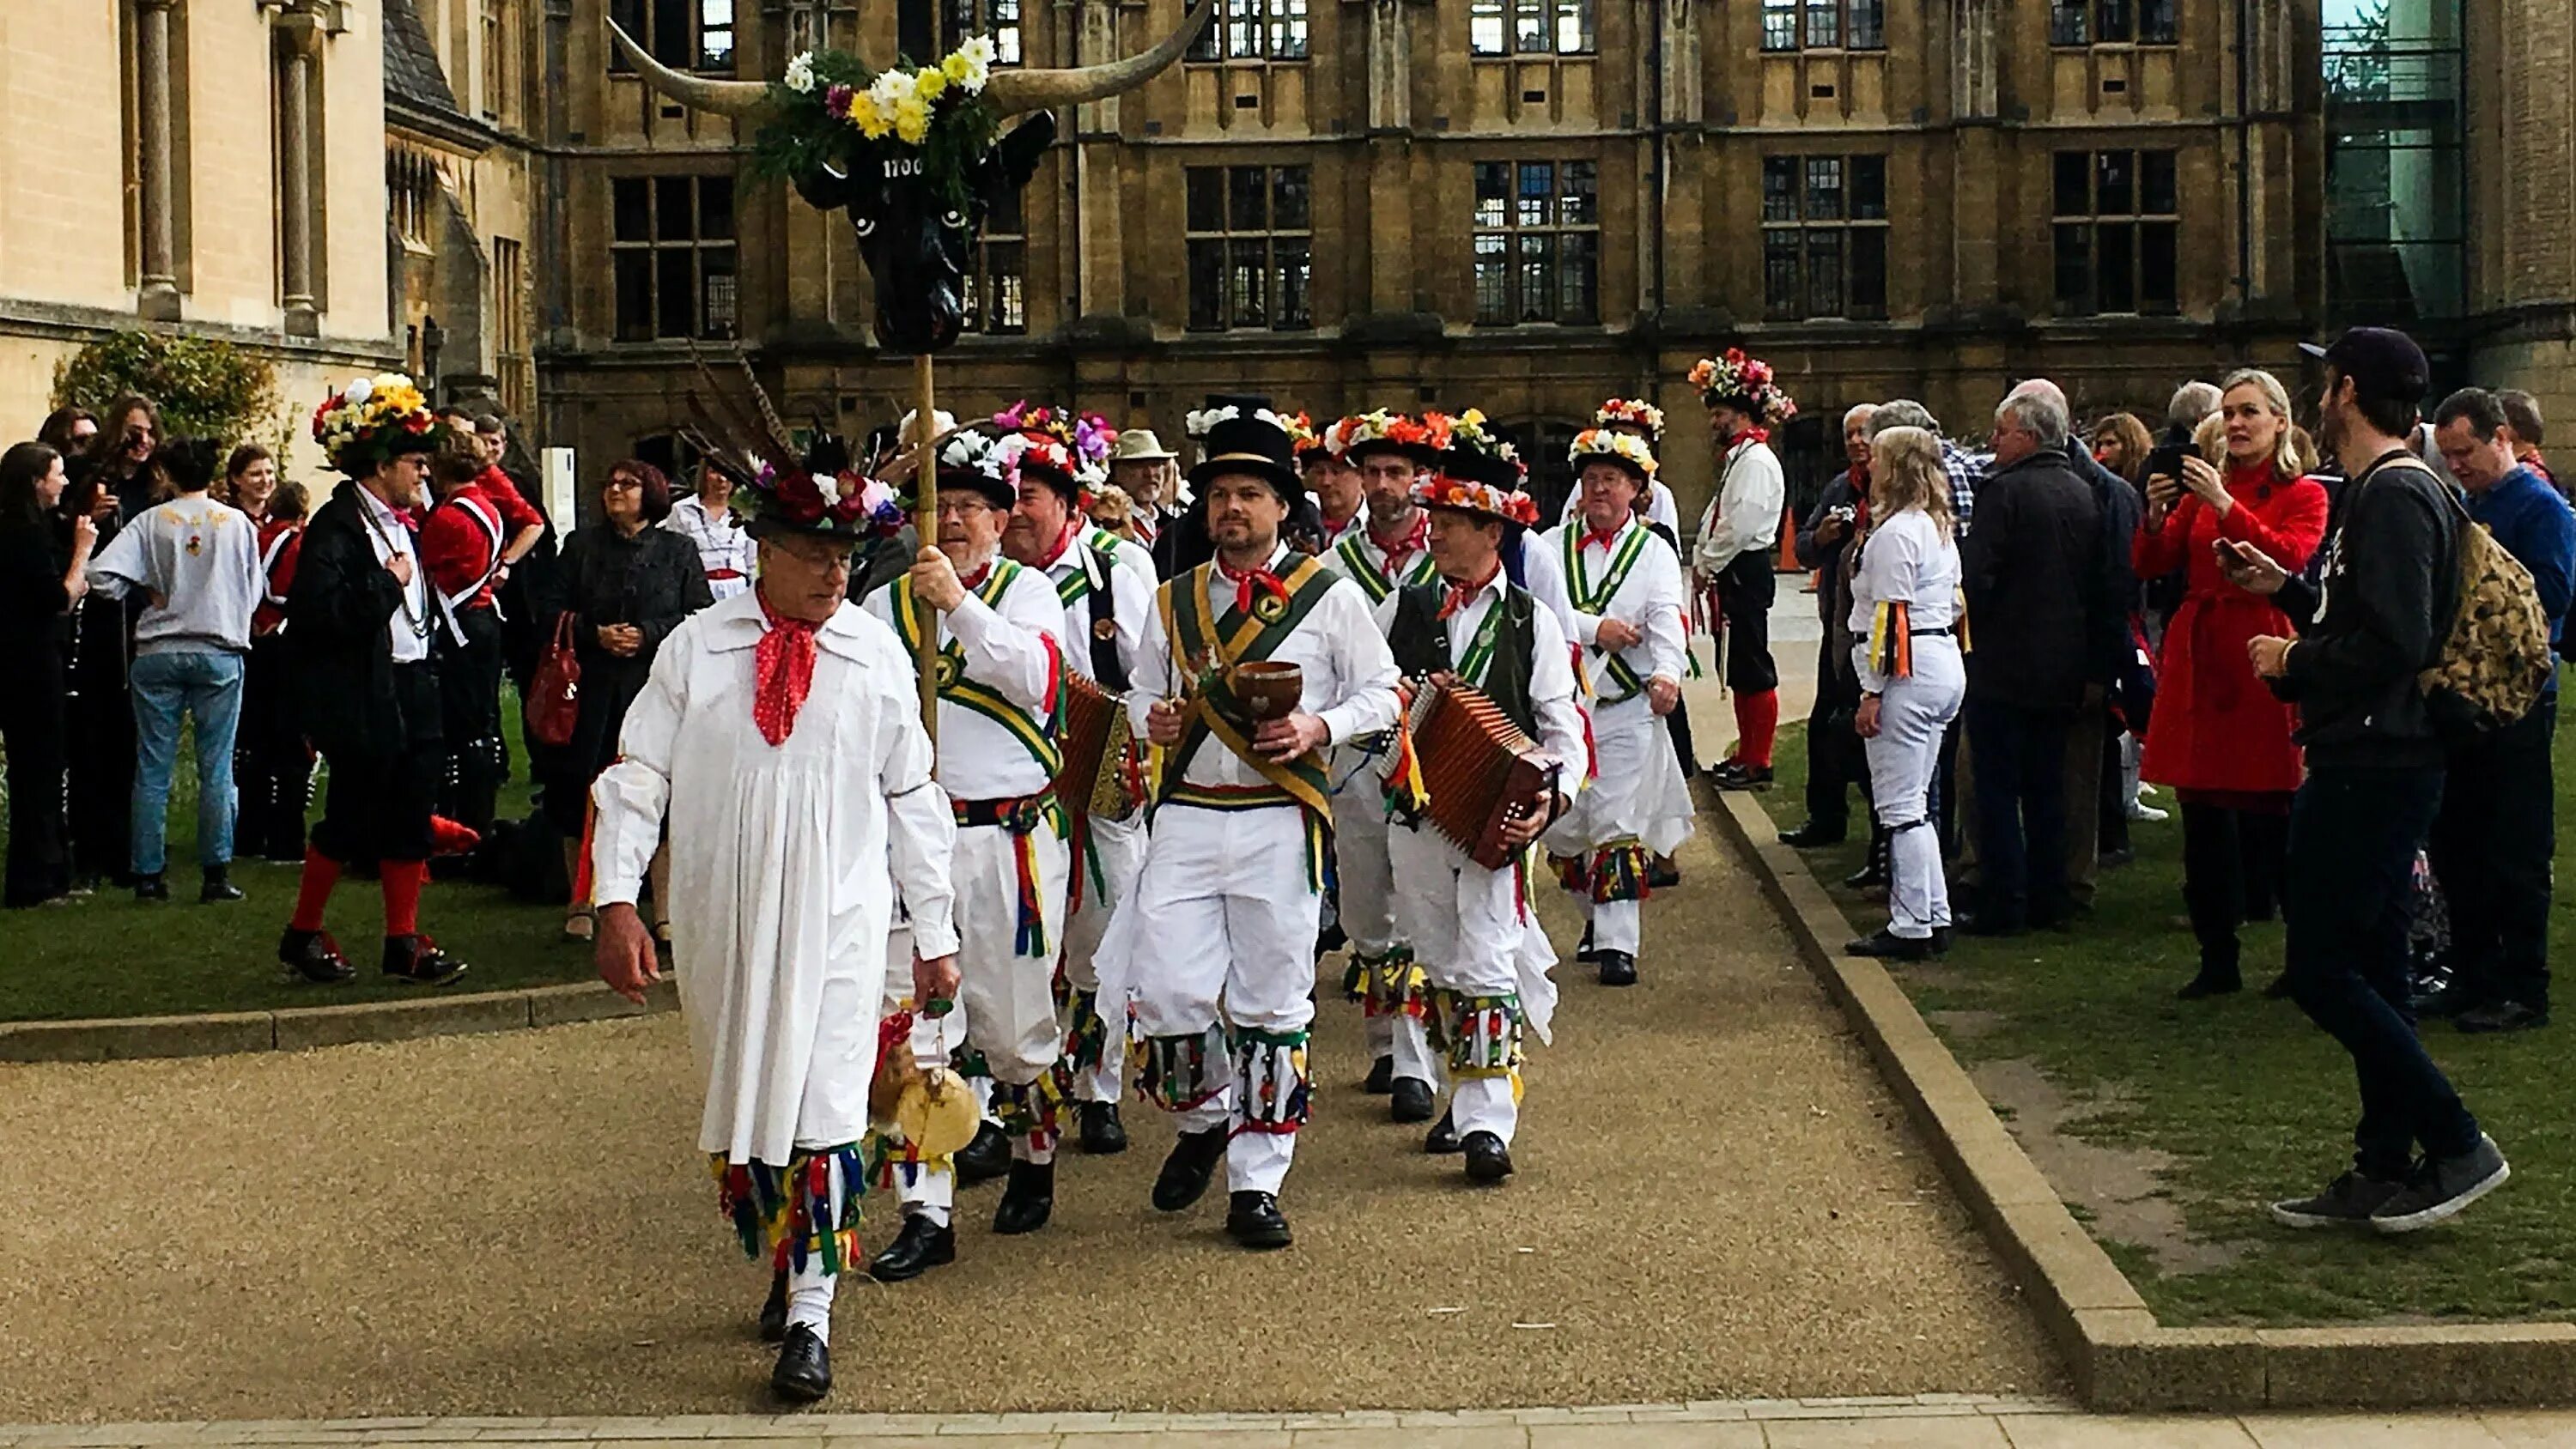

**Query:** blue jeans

left=130, top=649, right=246, bottom=876
left=2285, top=766, right=2481, bottom=1178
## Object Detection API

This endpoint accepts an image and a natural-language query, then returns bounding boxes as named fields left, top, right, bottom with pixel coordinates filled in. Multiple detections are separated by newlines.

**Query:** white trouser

left=1060, top=813, right=1145, bottom=1102
left=1334, top=767, right=1431, bottom=1080
left=1864, top=639, right=1965, bottom=939
left=1388, top=822, right=1528, bottom=1143
left=1546, top=700, right=1660, bottom=957
left=1128, top=802, right=1322, bottom=1195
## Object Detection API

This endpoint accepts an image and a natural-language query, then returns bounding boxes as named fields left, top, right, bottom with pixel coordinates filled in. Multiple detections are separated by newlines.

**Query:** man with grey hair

left=1869, top=399, right=1978, bottom=534
left=1954, top=388, right=2102, bottom=935
left=1783, top=403, right=1880, bottom=849
left=2499, top=389, right=2555, bottom=493
left=2166, top=381, right=2223, bottom=438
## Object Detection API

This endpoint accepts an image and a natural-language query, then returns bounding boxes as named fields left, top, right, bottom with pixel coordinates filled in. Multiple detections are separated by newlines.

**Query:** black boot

left=757, top=1268, right=788, bottom=1343
left=2178, top=949, right=2243, bottom=1002
left=1362, top=1054, right=1394, bottom=1094
left=1778, top=821, right=1846, bottom=848
left=1846, top=928, right=1941, bottom=961
left=1151, top=1125, right=1226, bottom=1212
left=1389, top=1077, right=1435, bottom=1124
left=866, top=1214, right=955, bottom=1283
left=953, top=1122, right=1011, bottom=1185
left=278, top=928, right=355, bottom=984
left=769, top=1325, right=831, bottom=1404
left=1224, top=1190, right=1293, bottom=1250
left=1574, top=924, right=1598, bottom=965
left=382, top=935, right=470, bottom=986
left=133, top=873, right=168, bottom=902
left=1595, top=949, right=1637, bottom=987
left=1647, top=855, right=1682, bottom=889
left=199, top=869, right=244, bottom=903
left=1462, top=1131, right=1516, bottom=1184
left=1844, top=832, right=1890, bottom=891
left=992, top=1160, right=1054, bottom=1235
left=1078, top=1100, right=1128, bottom=1155
left=1424, top=1108, right=1463, bottom=1155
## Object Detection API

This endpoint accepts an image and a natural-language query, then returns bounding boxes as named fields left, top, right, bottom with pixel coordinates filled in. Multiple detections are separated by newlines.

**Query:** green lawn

left=1759, top=722, right=2576, bottom=1328
left=0, top=688, right=592, bottom=1022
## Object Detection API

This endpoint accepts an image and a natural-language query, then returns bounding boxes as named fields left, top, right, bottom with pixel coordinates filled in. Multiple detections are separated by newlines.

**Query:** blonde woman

left=1845, top=426, right=1965, bottom=960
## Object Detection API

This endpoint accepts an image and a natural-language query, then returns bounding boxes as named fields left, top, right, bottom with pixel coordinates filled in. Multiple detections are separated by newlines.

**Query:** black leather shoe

left=1647, top=856, right=1682, bottom=889
left=198, top=870, right=243, bottom=903
left=1575, top=925, right=1598, bottom=965
left=1844, top=861, right=1889, bottom=890
left=1425, top=1109, right=1462, bottom=1155
left=2412, top=972, right=2470, bottom=1019
left=954, top=1122, right=1012, bottom=1185
left=133, top=874, right=169, bottom=902
left=1595, top=949, right=1637, bottom=987
left=1709, top=761, right=1774, bottom=791
left=757, top=1268, right=788, bottom=1343
left=1389, top=1077, right=1436, bottom=1124
left=1078, top=1100, right=1127, bottom=1155
left=1846, top=928, right=1941, bottom=961
left=866, top=1214, right=955, bottom=1283
left=1224, top=1190, right=1292, bottom=1250
left=1151, top=1125, right=1226, bottom=1212
left=1362, top=1054, right=1394, bottom=1094
left=1462, top=1131, right=1515, bottom=1184
left=2177, top=973, right=2242, bottom=1001
left=992, top=1160, right=1054, bottom=1234
left=769, top=1324, right=831, bottom=1404
left=279, top=928, right=355, bottom=984
left=1954, top=912, right=2026, bottom=939
left=1778, top=822, right=1846, bottom=848
left=382, top=935, right=470, bottom=985
left=1931, top=927, right=1953, bottom=955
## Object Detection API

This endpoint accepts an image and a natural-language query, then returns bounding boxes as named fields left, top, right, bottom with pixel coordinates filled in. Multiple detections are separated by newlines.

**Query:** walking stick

left=913, top=351, right=939, bottom=743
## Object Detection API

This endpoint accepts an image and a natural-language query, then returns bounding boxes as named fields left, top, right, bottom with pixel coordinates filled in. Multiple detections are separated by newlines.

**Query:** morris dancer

left=1001, top=426, right=1157, bottom=1155
left=1317, top=409, right=1446, bottom=1122
left=592, top=464, right=960, bottom=1404
left=1541, top=429, right=1689, bottom=986
left=1114, top=407, right=1400, bottom=1248
left=1561, top=397, right=1683, bottom=540
left=862, top=433, right=1072, bottom=1276
left=1381, top=451, right=1583, bottom=1183
left=1294, top=412, right=1366, bottom=549
left=1688, top=351, right=1795, bottom=792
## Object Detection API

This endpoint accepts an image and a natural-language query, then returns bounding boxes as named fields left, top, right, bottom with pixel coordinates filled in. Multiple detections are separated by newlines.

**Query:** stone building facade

left=2459, top=0, right=2576, bottom=427
left=543, top=0, right=2327, bottom=516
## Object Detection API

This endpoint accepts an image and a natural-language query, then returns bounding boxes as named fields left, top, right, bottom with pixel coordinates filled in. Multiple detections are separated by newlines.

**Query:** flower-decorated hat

left=1595, top=397, right=1667, bottom=443
left=1417, top=409, right=1539, bottom=526
left=1686, top=349, right=1798, bottom=427
left=988, top=429, right=1078, bottom=505
left=1185, top=403, right=1304, bottom=500
left=930, top=424, right=1017, bottom=510
left=1331, top=409, right=1450, bottom=467
left=312, top=373, right=448, bottom=477
left=1569, top=427, right=1661, bottom=483
left=1285, top=410, right=1335, bottom=470
left=738, top=452, right=908, bottom=541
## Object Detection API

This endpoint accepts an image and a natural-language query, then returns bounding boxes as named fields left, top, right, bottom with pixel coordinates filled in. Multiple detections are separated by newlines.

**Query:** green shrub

left=52, top=330, right=284, bottom=448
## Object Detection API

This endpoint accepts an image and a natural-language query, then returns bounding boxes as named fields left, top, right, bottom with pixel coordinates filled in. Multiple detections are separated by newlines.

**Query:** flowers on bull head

left=311, top=373, right=443, bottom=476
left=760, top=35, right=1003, bottom=211
left=1686, top=349, right=1797, bottom=427
left=1568, top=427, right=1660, bottom=477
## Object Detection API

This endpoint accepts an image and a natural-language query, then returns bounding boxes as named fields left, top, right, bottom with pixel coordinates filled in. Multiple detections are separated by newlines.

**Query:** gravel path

left=0, top=820, right=2054, bottom=1419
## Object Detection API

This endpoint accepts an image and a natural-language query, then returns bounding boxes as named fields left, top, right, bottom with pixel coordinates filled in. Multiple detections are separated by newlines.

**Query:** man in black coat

left=277, top=381, right=470, bottom=987
left=1781, top=403, right=1877, bottom=850
left=1957, top=389, right=2103, bottom=935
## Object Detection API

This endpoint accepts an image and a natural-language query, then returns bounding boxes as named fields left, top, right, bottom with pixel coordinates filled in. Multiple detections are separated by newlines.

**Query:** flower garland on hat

left=991, top=430, right=1076, bottom=488
left=1413, top=476, right=1540, bottom=527
left=1332, top=409, right=1451, bottom=458
left=1568, top=427, right=1660, bottom=477
left=1595, top=397, right=1666, bottom=442
left=742, top=457, right=908, bottom=535
left=311, top=373, right=444, bottom=476
left=1183, top=403, right=1295, bottom=440
left=1443, top=409, right=1522, bottom=476
left=1686, top=349, right=1797, bottom=428
left=1284, top=409, right=1330, bottom=464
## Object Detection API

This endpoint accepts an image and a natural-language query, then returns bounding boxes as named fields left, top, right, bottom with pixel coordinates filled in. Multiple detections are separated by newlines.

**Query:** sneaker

left=2269, top=1168, right=2406, bottom=1229
left=2371, top=1136, right=2510, bottom=1234
left=2128, top=803, right=2170, bottom=823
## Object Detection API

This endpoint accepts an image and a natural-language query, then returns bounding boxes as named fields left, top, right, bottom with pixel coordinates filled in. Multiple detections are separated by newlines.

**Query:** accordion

left=1054, top=670, right=1141, bottom=822
left=1402, top=677, right=1561, bottom=870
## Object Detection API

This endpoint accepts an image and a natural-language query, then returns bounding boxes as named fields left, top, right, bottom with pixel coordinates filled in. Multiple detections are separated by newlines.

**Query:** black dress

left=541, top=522, right=711, bottom=834
left=0, top=522, right=75, bottom=905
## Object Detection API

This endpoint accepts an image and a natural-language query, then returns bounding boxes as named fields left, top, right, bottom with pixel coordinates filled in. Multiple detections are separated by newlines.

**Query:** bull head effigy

left=607, top=2, right=1212, bottom=354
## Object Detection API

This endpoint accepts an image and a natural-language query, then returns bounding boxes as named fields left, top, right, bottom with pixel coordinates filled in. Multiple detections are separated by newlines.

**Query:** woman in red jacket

left=2135, top=368, right=2330, bottom=1000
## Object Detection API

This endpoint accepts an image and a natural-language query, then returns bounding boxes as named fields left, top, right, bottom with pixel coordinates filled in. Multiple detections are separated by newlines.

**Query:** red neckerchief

left=752, top=592, right=822, bottom=748
left=1438, top=562, right=1504, bottom=620
left=957, top=558, right=993, bottom=592
left=1035, top=519, right=1083, bottom=573
left=1131, top=511, right=1158, bottom=545
left=1214, top=555, right=1289, bottom=616
left=1321, top=506, right=1360, bottom=538
left=1726, top=428, right=1771, bottom=451
left=1370, top=511, right=1430, bottom=573
left=1581, top=517, right=1628, bottom=554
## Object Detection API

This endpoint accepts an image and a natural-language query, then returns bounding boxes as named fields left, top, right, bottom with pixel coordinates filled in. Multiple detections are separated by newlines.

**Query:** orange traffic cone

left=1775, top=501, right=1799, bottom=573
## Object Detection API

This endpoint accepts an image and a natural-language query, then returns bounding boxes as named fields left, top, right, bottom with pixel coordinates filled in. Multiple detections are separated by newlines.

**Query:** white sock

left=786, top=1259, right=835, bottom=1342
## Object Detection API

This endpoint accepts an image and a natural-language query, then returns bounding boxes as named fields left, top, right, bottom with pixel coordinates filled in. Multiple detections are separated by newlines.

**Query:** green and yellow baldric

left=890, top=561, right=1061, bottom=775
left=1563, top=521, right=1654, bottom=706
left=1333, top=530, right=1440, bottom=604
left=1153, top=553, right=1339, bottom=836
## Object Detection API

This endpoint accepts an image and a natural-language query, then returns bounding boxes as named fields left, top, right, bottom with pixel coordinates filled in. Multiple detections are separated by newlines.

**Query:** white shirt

left=1127, top=543, right=1403, bottom=792
left=1559, top=477, right=1682, bottom=539
left=863, top=551, right=1065, bottom=801
left=1543, top=516, right=1689, bottom=709
left=1692, top=436, right=1787, bottom=578
left=1040, top=524, right=1157, bottom=686
left=355, top=482, right=434, bottom=664
left=664, top=494, right=756, bottom=600
left=592, top=591, right=959, bottom=1163
left=1848, top=506, right=1963, bottom=694
left=1513, top=528, right=1577, bottom=644
left=1370, top=569, right=1587, bottom=815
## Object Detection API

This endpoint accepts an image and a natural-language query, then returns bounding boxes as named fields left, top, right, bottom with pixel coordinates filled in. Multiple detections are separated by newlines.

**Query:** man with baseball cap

left=2221, top=325, right=2512, bottom=1234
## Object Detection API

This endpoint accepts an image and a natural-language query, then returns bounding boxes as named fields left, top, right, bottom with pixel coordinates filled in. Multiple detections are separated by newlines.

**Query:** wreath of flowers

left=1183, top=403, right=1293, bottom=439
left=756, top=35, right=1002, bottom=215
left=993, top=402, right=1116, bottom=470
left=1283, top=409, right=1327, bottom=461
left=1331, top=409, right=1451, bottom=458
left=1595, top=397, right=1667, bottom=441
left=1443, top=409, right=1522, bottom=473
left=311, top=373, right=442, bottom=476
left=1686, top=349, right=1798, bottom=426
left=1568, top=427, right=1661, bottom=477
left=991, top=430, right=1076, bottom=487
left=1413, top=475, right=1540, bottom=527
left=743, top=458, right=909, bottom=536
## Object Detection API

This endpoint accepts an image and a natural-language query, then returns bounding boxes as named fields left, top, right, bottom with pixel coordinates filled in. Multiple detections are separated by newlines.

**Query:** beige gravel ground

left=0, top=817, right=2055, bottom=1420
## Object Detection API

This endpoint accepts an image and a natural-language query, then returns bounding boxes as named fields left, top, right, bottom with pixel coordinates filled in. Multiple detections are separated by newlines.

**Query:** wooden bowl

left=1233, top=660, right=1304, bottom=722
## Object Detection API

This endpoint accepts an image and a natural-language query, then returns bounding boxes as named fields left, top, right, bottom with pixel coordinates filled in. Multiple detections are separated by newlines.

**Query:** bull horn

left=605, top=18, right=774, bottom=118
left=981, top=0, right=1212, bottom=116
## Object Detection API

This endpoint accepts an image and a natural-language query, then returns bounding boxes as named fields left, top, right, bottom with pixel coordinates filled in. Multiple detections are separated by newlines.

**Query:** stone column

left=275, top=10, right=323, bottom=336
left=136, top=0, right=183, bottom=320
left=1073, top=0, right=1124, bottom=319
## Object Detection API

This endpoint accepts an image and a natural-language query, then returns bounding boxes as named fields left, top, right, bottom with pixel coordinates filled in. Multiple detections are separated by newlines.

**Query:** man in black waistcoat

left=1376, top=440, right=1586, bottom=1185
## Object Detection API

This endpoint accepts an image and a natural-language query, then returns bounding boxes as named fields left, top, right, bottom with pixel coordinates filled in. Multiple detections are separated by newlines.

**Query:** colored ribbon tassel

left=1136, top=1028, right=1224, bottom=1112
left=1012, top=827, right=1048, bottom=957
left=1871, top=599, right=1912, bottom=681
left=1428, top=990, right=1523, bottom=1077
left=991, top=1068, right=1071, bottom=1154
left=1588, top=840, right=1652, bottom=904
left=1062, top=989, right=1111, bottom=1075
left=1230, top=1026, right=1312, bottom=1136
left=709, top=1143, right=866, bottom=1275
left=1301, top=809, right=1327, bottom=894
left=1381, top=684, right=1431, bottom=818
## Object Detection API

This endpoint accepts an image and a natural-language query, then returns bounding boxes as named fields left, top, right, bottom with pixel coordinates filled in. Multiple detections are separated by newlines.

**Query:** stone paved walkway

left=4, top=1402, right=2569, bottom=1448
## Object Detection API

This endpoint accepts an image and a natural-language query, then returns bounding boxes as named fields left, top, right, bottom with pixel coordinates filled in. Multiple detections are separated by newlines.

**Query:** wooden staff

left=913, top=351, right=939, bottom=743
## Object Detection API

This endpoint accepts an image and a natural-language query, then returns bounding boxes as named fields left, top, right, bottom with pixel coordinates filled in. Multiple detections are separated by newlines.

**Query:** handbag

left=527, top=611, right=582, bottom=748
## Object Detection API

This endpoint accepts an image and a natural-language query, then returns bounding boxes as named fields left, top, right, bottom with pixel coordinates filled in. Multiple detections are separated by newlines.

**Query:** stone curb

left=1706, top=786, right=2576, bottom=1413
left=0, top=979, right=678, bottom=1064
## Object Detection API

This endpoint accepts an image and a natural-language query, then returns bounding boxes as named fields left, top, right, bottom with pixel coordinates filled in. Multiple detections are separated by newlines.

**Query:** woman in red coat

left=2134, top=368, right=2330, bottom=1000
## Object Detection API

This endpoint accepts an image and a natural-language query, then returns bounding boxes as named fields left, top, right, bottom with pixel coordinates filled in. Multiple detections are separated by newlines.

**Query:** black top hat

left=1188, top=410, right=1304, bottom=500
left=2300, top=327, right=2432, bottom=407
